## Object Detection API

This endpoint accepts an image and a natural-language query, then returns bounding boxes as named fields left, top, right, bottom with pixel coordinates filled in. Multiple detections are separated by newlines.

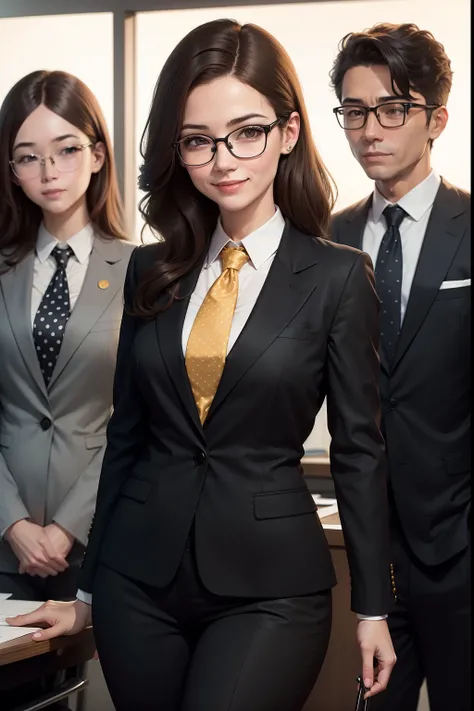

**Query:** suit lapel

left=48, top=237, right=127, bottom=388
left=335, top=195, right=372, bottom=249
left=206, top=222, right=319, bottom=422
left=0, top=252, right=49, bottom=402
left=391, top=179, right=467, bottom=370
left=155, top=260, right=205, bottom=438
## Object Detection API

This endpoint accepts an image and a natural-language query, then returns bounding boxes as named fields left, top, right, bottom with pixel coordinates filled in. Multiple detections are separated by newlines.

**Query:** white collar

left=36, top=223, right=95, bottom=265
left=372, top=171, right=441, bottom=223
left=206, top=207, right=286, bottom=269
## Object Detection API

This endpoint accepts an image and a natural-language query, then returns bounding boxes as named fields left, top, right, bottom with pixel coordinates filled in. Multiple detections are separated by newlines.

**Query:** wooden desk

left=302, top=455, right=331, bottom=479
left=0, top=628, right=95, bottom=711
left=303, top=512, right=361, bottom=711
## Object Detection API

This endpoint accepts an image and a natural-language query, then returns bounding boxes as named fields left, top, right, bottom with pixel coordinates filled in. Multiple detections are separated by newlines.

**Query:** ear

left=428, top=105, right=448, bottom=142
left=281, top=111, right=301, bottom=155
left=90, top=141, right=106, bottom=173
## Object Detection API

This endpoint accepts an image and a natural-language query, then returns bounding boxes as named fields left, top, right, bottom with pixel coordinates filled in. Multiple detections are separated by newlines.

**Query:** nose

left=362, top=111, right=384, bottom=142
left=40, top=155, right=58, bottom=182
left=212, top=141, right=237, bottom=172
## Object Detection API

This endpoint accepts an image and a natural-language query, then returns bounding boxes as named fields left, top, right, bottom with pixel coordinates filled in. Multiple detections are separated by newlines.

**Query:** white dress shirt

left=31, top=223, right=95, bottom=325
left=362, top=170, right=441, bottom=323
left=77, top=208, right=384, bottom=618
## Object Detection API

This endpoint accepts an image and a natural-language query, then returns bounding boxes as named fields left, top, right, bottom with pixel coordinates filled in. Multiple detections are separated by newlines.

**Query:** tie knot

left=383, top=204, right=407, bottom=229
left=220, top=245, right=249, bottom=272
left=51, top=245, right=74, bottom=269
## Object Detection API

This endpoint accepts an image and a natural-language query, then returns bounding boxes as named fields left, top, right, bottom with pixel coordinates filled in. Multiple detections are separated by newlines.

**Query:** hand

left=6, top=599, right=92, bottom=641
left=44, top=523, right=75, bottom=559
left=6, top=520, right=69, bottom=578
left=357, top=619, right=396, bottom=699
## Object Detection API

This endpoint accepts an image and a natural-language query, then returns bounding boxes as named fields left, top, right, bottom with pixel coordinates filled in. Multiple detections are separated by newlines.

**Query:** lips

left=42, top=189, right=65, bottom=197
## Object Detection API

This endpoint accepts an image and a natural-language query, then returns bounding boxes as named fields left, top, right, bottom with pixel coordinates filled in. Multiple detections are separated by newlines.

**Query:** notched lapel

left=206, top=223, right=320, bottom=421
left=48, top=238, right=128, bottom=388
left=392, top=180, right=468, bottom=370
left=0, top=252, right=49, bottom=401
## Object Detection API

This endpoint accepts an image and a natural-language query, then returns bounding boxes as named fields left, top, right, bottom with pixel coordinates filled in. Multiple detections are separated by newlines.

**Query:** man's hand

left=357, top=619, right=397, bottom=699
left=6, top=599, right=92, bottom=641
left=6, top=520, right=69, bottom=578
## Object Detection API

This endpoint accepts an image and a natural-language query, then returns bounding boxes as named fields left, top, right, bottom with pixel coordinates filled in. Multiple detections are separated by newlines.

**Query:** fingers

left=39, top=535, right=69, bottom=572
left=365, top=664, right=393, bottom=698
left=31, top=623, right=67, bottom=641
left=361, top=649, right=375, bottom=690
left=5, top=607, right=49, bottom=628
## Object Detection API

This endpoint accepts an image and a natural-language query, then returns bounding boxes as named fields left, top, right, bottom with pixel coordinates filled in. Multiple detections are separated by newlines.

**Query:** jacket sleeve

left=78, top=247, right=146, bottom=593
left=326, top=251, right=393, bottom=615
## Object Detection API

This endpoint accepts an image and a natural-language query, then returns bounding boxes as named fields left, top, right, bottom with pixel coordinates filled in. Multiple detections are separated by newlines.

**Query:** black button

left=389, top=399, right=398, bottom=411
left=194, top=450, right=206, bottom=466
left=40, top=417, right=52, bottom=431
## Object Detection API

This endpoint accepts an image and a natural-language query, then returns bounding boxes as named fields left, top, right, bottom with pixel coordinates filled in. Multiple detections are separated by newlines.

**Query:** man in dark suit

left=330, top=23, right=470, bottom=711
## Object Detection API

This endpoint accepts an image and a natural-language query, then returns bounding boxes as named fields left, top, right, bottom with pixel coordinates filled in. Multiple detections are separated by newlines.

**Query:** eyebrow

left=181, top=113, right=269, bottom=132
left=341, top=95, right=405, bottom=105
left=12, top=134, right=80, bottom=151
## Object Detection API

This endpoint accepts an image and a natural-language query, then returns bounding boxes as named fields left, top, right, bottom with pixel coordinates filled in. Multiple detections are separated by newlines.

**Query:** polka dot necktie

left=375, top=205, right=407, bottom=364
left=33, top=245, right=74, bottom=386
left=185, top=245, right=249, bottom=424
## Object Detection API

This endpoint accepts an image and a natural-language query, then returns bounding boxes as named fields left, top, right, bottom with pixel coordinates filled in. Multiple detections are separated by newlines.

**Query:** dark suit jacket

left=79, top=221, right=392, bottom=615
left=332, top=178, right=470, bottom=566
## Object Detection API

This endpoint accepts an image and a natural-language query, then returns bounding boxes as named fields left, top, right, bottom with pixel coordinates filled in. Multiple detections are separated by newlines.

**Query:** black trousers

left=0, top=567, right=80, bottom=711
left=92, top=534, right=332, bottom=711
left=371, top=525, right=471, bottom=711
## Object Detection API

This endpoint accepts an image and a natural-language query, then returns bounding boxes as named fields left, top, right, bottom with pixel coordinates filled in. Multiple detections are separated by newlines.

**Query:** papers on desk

left=0, top=598, right=43, bottom=644
left=312, top=495, right=342, bottom=530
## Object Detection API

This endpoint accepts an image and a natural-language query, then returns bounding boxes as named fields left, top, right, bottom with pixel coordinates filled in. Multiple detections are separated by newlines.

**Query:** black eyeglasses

left=333, top=101, right=440, bottom=130
left=173, top=114, right=290, bottom=167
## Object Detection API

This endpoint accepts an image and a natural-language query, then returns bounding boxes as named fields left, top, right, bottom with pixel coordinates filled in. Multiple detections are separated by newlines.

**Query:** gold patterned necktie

left=185, top=245, right=249, bottom=424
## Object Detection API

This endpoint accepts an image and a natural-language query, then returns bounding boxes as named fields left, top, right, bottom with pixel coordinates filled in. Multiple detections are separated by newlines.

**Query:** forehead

left=14, top=104, right=83, bottom=145
left=341, top=64, right=424, bottom=103
left=183, top=76, right=274, bottom=128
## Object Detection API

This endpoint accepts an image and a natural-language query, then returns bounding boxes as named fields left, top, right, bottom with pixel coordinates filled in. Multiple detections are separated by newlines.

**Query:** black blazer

left=332, top=179, right=471, bottom=566
left=80, top=221, right=392, bottom=615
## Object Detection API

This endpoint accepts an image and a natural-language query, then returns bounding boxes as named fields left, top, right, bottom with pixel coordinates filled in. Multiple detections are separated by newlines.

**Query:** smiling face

left=340, top=64, right=447, bottom=196
left=11, top=104, right=105, bottom=221
left=178, top=75, right=299, bottom=236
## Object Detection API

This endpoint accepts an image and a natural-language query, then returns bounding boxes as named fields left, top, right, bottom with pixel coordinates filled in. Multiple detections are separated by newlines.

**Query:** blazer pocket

left=436, top=286, right=470, bottom=301
left=85, top=435, right=107, bottom=449
left=254, top=488, right=317, bottom=520
left=120, top=476, right=152, bottom=503
left=443, top=452, right=470, bottom=475
left=278, top=326, right=318, bottom=340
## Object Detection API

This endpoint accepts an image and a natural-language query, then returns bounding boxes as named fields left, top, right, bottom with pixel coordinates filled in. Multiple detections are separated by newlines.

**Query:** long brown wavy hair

left=0, top=70, right=127, bottom=270
left=135, top=18, right=336, bottom=318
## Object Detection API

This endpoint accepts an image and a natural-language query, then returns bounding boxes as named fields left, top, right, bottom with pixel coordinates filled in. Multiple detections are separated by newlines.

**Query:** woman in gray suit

left=0, top=71, right=134, bottom=606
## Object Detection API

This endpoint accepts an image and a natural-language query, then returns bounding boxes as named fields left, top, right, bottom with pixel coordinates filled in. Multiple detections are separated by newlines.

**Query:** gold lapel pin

left=98, top=280, right=110, bottom=290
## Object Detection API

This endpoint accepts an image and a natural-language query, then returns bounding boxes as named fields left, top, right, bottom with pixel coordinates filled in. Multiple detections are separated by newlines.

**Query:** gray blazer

left=0, top=236, right=135, bottom=573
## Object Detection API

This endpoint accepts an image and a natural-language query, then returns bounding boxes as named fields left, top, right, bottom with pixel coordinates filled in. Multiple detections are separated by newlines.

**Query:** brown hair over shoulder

left=0, top=70, right=127, bottom=268
left=135, top=18, right=336, bottom=318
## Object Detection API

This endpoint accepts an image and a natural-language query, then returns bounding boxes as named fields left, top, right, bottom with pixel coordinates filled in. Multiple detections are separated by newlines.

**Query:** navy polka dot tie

left=33, top=245, right=74, bottom=386
left=375, top=205, right=407, bottom=364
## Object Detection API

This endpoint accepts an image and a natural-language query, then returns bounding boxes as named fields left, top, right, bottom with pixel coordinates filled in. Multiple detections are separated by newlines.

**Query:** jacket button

left=389, top=399, right=398, bottom=410
left=194, top=450, right=206, bottom=466
left=40, top=417, right=52, bottom=431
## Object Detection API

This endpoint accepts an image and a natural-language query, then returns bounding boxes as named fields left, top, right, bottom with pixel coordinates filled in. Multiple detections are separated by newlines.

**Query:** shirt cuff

left=76, top=589, right=92, bottom=605
left=356, top=614, right=388, bottom=620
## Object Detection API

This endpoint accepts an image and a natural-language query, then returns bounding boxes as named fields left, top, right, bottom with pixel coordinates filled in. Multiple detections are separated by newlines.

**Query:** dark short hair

left=0, top=70, right=126, bottom=269
left=134, top=18, right=335, bottom=317
left=330, top=23, right=453, bottom=107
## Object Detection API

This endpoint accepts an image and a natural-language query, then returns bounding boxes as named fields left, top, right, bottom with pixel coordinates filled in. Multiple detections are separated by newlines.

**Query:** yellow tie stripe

left=185, top=245, right=249, bottom=423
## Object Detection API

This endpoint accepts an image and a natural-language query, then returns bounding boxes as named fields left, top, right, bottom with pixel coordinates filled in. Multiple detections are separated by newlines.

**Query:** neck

left=42, top=198, right=90, bottom=241
left=375, top=152, right=432, bottom=203
left=219, top=188, right=275, bottom=242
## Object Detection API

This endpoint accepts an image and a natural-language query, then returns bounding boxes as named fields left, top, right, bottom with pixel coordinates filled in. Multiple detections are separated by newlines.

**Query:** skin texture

left=340, top=64, right=448, bottom=202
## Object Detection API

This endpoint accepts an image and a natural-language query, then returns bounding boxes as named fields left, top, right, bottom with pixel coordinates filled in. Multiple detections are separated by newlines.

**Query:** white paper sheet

left=0, top=599, right=43, bottom=627
left=0, top=626, right=41, bottom=644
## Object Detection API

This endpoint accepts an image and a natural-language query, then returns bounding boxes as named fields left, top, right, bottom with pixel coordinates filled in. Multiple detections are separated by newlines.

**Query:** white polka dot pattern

left=185, top=245, right=249, bottom=423
left=33, top=245, right=74, bottom=386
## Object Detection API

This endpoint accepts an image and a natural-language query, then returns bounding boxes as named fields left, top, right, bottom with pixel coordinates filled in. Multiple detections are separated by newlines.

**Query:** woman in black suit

left=10, top=19, right=396, bottom=711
